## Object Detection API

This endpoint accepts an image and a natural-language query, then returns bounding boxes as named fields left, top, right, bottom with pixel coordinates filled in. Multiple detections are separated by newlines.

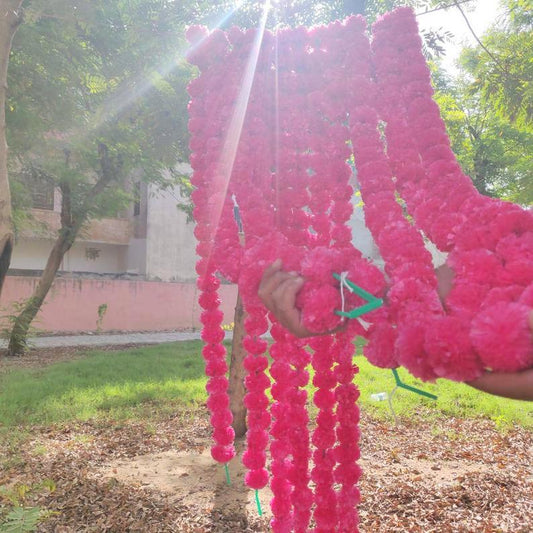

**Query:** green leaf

left=1, top=506, right=42, bottom=533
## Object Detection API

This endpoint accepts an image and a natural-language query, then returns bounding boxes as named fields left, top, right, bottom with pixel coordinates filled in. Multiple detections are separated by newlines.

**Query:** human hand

left=258, top=259, right=314, bottom=337
left=467, top=310, right=533, bottom=401
left=467, top=366, right=533, bottom=401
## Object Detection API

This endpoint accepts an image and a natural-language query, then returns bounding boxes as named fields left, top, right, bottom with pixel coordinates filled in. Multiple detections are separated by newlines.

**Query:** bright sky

left=417, top=0, right=503, bottom=72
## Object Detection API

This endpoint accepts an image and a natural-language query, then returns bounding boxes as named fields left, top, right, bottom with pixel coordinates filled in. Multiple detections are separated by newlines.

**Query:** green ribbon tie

left=392, top=368, right=437, bottom=400
left=333, top=272, right=384, bottom=319
left=255, top=489, right=263, bottom=516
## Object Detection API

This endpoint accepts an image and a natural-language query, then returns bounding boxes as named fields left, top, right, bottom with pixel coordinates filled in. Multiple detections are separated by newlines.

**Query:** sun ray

left=207, top=0, right=273, bottom=241
left=79, top=4, right=248, bottom=140
left=273, top=27, right=281, bottom=228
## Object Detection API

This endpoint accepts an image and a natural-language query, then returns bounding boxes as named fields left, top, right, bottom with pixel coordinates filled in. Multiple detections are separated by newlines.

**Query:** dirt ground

left=1, top=348, right=532, bottom=532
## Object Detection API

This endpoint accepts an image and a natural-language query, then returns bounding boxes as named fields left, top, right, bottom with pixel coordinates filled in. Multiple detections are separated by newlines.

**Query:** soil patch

left=0, top=412, right=529, bottom=532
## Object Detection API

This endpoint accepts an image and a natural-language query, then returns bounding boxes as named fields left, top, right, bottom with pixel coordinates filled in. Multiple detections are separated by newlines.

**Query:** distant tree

left=5, top=0, right=194, bottom=355
left=434, top=0, right=532, bottom=204
left=194, top=0, right=459, bottom=33
left=436, top=82, right=532, bottom=203
left=0, top=0, right=23, bottom=297
left=459, top=0, right=532, bottom=127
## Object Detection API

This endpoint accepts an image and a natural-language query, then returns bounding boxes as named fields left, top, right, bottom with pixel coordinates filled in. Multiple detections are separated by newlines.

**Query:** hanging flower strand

left=186, top=10, right=532, bottom=533
left=187, top=25, right=236, bottom=467
left=372, top=8, right=533, bottom=377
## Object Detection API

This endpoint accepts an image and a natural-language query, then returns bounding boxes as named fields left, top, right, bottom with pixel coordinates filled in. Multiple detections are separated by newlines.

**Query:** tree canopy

left=459, top=0, right=532, bottom=128
left=434, top=0, right=532, bottom=204
left=7, top=0, right=194, bottom=208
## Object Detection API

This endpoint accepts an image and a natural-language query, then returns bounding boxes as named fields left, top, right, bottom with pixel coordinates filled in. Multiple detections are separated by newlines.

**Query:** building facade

left=2, top=165, right=238, bottom=333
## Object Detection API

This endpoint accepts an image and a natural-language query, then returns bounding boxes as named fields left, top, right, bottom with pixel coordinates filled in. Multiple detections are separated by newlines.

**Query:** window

left=31, top=180, right=54, bottom=210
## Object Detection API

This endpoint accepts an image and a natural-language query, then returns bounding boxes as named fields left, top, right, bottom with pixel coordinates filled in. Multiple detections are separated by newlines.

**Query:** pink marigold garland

left=269, top=324, right=297, bottom=532
left=286, top=340, right=313, bottom=532
left=371, top=8, right=533, bottom=377
left=309, top=335, right=338, bottom=531
left=187, top=25, right=237, bottom=467
left=187, top=10, right=532, bottom=533
left=241, top=309, right=271, bottom=491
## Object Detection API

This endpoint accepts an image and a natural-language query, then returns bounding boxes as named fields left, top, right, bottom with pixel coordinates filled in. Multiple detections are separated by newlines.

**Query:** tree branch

left=79, top=142, right=120, bottom=214
left=451, top=0, right=506, bottom=72
left=59, top=179, right=72, bottom=229
left=415, top=0, right=474, bottom=17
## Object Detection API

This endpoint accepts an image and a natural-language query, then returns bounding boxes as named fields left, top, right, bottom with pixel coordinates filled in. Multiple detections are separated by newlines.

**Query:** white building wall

left=61, top=242, right=128, bottom=273
left=126, top=238, right=147, bottom=276
left=349, top=200, right=382, bottom=264
left=10, top=239, right=55, bottom=270
left=11, top=238, right=127, bottom=274
left=349, top=198, right=447, bottom=269
left=145, top=183, right=197, bottom=281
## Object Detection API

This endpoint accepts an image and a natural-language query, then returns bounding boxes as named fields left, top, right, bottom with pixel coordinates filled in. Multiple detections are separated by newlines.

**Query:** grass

left=0, top=341, right=207, bottom=429
left=354, top=355, right=533, bottom=429
left=0, top=340, right=531, bottom=437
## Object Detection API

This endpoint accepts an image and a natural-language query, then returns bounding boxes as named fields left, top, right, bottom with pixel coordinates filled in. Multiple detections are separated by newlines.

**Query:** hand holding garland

left=259, top=259, right=352, bottom=338
left=258, top=259, right=312, bottom=337
left=259, top=260, right=533, bottom=401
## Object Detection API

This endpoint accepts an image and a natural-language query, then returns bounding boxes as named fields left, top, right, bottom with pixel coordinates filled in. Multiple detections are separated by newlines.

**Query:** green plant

left=1, top=506, right=42, bottom=532
left=0, top=301, right=41, bottom=354
left=96, top=303, right=108, bottom=332
left=0, top=480, right=56, bottom=532
left=0, top=341, right=207, bottom=427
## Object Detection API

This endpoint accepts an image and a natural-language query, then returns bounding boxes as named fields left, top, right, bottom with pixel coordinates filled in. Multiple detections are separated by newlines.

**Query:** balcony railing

left=21, top=209, right=132, bottom=245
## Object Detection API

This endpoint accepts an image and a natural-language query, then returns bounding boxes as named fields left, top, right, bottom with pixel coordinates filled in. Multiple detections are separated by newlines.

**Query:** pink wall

left=0, top=276, right=238, bottom=333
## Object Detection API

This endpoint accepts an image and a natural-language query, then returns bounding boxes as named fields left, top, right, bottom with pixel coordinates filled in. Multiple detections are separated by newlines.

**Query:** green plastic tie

left=392, top=368, right=437, bottom=400
left=255, top=489, right=263, bottom=516
left=333, top=272, right=383, bottom=319
left=224, top=463, right=231, bottom=485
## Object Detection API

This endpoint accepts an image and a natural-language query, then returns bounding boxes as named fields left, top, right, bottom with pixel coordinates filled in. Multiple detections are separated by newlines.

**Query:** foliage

left=0, top=506, right=42, bottom=533
left=0, top=479, right=56, bottom=533
left=433, top=0, right=532, bottom=204
left=459, top=0, right=532, bottom=128
left=7, top=0, right=194, bottom=221
left=435, top=77, right=533, bottom=203
left=191, top=0, right=450, bottom=29
left=95, top=303, right=108, bottom=332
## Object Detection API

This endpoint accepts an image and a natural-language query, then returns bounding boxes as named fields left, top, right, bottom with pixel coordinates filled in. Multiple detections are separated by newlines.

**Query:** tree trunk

left=7, top=230, right=74, bottom=355
left=7, top=143, right=118, bottom=356
left=228, top=290, right=247, bottom=438
left=0, top=1, right=23, bottom=296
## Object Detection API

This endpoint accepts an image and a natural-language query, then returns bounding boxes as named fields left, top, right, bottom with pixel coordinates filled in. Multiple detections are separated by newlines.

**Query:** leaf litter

left=0, top=349, right=531, bottom=532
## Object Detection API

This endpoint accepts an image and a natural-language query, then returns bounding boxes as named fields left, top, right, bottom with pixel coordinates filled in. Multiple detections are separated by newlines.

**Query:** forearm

left=467, top=369, right=533, bottom=401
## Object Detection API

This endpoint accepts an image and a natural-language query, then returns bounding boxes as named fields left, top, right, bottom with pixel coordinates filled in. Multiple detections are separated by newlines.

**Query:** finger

left=273, top=276, right=304, bottom=314
left=271, top=277, right=307, bottom=335
left=259, top=271, right=297, bottom=309
left=258, top=260, right=283, bottom=296
left=261, top=259, right=282, bottom=283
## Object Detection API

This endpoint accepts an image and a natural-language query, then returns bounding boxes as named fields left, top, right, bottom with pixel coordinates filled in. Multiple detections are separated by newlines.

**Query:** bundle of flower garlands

left=186, top=7, right=532, bottom=532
